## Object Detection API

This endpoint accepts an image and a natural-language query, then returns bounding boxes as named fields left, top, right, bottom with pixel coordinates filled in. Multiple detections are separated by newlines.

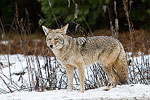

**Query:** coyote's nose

left=50, top=45, right=53, bottom=49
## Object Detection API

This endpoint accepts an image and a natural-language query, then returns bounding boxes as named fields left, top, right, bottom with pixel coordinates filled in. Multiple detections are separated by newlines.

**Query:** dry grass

left=119, top=30, right=150, bottom=55
left=0, top=33, right=54, bottom=56
left=0, top=29, right=150, bottom=56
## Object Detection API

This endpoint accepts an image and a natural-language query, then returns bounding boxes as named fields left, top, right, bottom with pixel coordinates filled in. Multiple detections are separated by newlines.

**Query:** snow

left=0, top=41, right=9, bottom=45
left=0, top=84, right=150, bottom=100
left=0, top=54, right=150, bottom=99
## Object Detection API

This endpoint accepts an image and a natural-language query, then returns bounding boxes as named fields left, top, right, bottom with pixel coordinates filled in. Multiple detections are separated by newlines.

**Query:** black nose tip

left=50, top=45, right=53, bottom=48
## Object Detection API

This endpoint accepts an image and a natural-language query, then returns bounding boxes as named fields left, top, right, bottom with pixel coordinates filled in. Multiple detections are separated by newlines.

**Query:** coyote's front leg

left=76, top=63, right=85, bottom=93
left=65, top=65, right=74, bottom=91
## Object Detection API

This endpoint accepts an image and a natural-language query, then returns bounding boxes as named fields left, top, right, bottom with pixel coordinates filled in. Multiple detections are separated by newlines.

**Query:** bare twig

left=0, top=18, right=5, bottom=40
left=0, top=75, right=13, bottom=93
left=67, top=0, right=71, bottom=7
left=123, top=0, right=133, bottom=53
left=0, top=18, right=13, bottom=83
left=48, top=0, right=60, bottom=28
left=107, top=6, right=114, bottom=36
left=114, top=0, right=119, bottom=38
left=72, top=0, right=79, bottom=19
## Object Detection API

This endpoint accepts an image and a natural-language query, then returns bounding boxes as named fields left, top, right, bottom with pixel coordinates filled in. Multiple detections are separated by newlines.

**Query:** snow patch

left=1, top=84, right=150, bottom=100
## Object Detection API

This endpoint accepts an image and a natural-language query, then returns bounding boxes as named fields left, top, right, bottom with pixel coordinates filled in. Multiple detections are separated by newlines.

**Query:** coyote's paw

left=103, top=83, right=113, bottom=91
left=103, top=86, right=110, bottom=91
left=67, top=88, right=72, bottom=92
left=78, top=89, right=84, bottom=93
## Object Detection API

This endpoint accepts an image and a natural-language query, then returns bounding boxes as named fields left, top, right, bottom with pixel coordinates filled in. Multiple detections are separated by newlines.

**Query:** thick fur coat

left=42, top=24, right=128, bottom=92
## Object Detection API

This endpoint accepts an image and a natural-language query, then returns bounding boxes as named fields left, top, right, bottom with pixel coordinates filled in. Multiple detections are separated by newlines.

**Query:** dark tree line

left=0, top=0, right=150, bottom=33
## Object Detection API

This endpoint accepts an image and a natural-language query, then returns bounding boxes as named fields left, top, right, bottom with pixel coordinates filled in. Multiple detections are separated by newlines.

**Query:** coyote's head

left=42, top=24, right=69, bottom=50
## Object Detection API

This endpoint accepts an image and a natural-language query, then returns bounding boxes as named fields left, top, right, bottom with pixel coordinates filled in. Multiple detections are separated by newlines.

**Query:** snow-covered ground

left=0, top=54, right=150, bottom=100
left=1, top=84, right=150, bottom=100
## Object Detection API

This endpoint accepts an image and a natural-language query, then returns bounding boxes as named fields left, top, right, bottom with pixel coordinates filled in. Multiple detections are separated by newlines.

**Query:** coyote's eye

left=55, top=38, right=59, bottom=40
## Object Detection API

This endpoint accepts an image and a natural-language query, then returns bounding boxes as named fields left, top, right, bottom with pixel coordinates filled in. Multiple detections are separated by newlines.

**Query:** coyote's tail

left=114, top=43, right=128, bottom=84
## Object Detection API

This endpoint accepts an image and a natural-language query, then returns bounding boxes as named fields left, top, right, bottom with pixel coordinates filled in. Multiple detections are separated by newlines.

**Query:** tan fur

left=42, top=24, right=129, bottom=93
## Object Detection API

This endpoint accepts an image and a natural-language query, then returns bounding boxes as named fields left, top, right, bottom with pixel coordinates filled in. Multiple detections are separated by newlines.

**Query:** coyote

left=42, top=24, right=128, bottom=92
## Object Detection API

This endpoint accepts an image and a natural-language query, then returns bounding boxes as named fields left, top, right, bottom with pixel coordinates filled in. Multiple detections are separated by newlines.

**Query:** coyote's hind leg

left=103, top=65, right=116, bottom=91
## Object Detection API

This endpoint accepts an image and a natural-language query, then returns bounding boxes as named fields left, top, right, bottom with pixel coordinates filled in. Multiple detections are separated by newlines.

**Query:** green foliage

left=37, top=0, right=109, bottom=29
left=1, top=0, right=150, bottom=32
left=37, top=0, right=150, bottom=31
left=130, top=0, right=150, bottom=30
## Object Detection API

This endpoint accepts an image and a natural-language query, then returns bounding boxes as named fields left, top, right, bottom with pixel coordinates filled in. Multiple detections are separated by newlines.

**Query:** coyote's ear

left=60, top=24, right=69, bottom=34
left=42, top=26, right=51, bottom=35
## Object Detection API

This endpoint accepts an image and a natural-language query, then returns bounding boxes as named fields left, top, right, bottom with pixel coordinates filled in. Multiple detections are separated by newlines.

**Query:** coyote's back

left=42, top=24, right=129, bottom=92
left=79, top=36, right=121, bottom=65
